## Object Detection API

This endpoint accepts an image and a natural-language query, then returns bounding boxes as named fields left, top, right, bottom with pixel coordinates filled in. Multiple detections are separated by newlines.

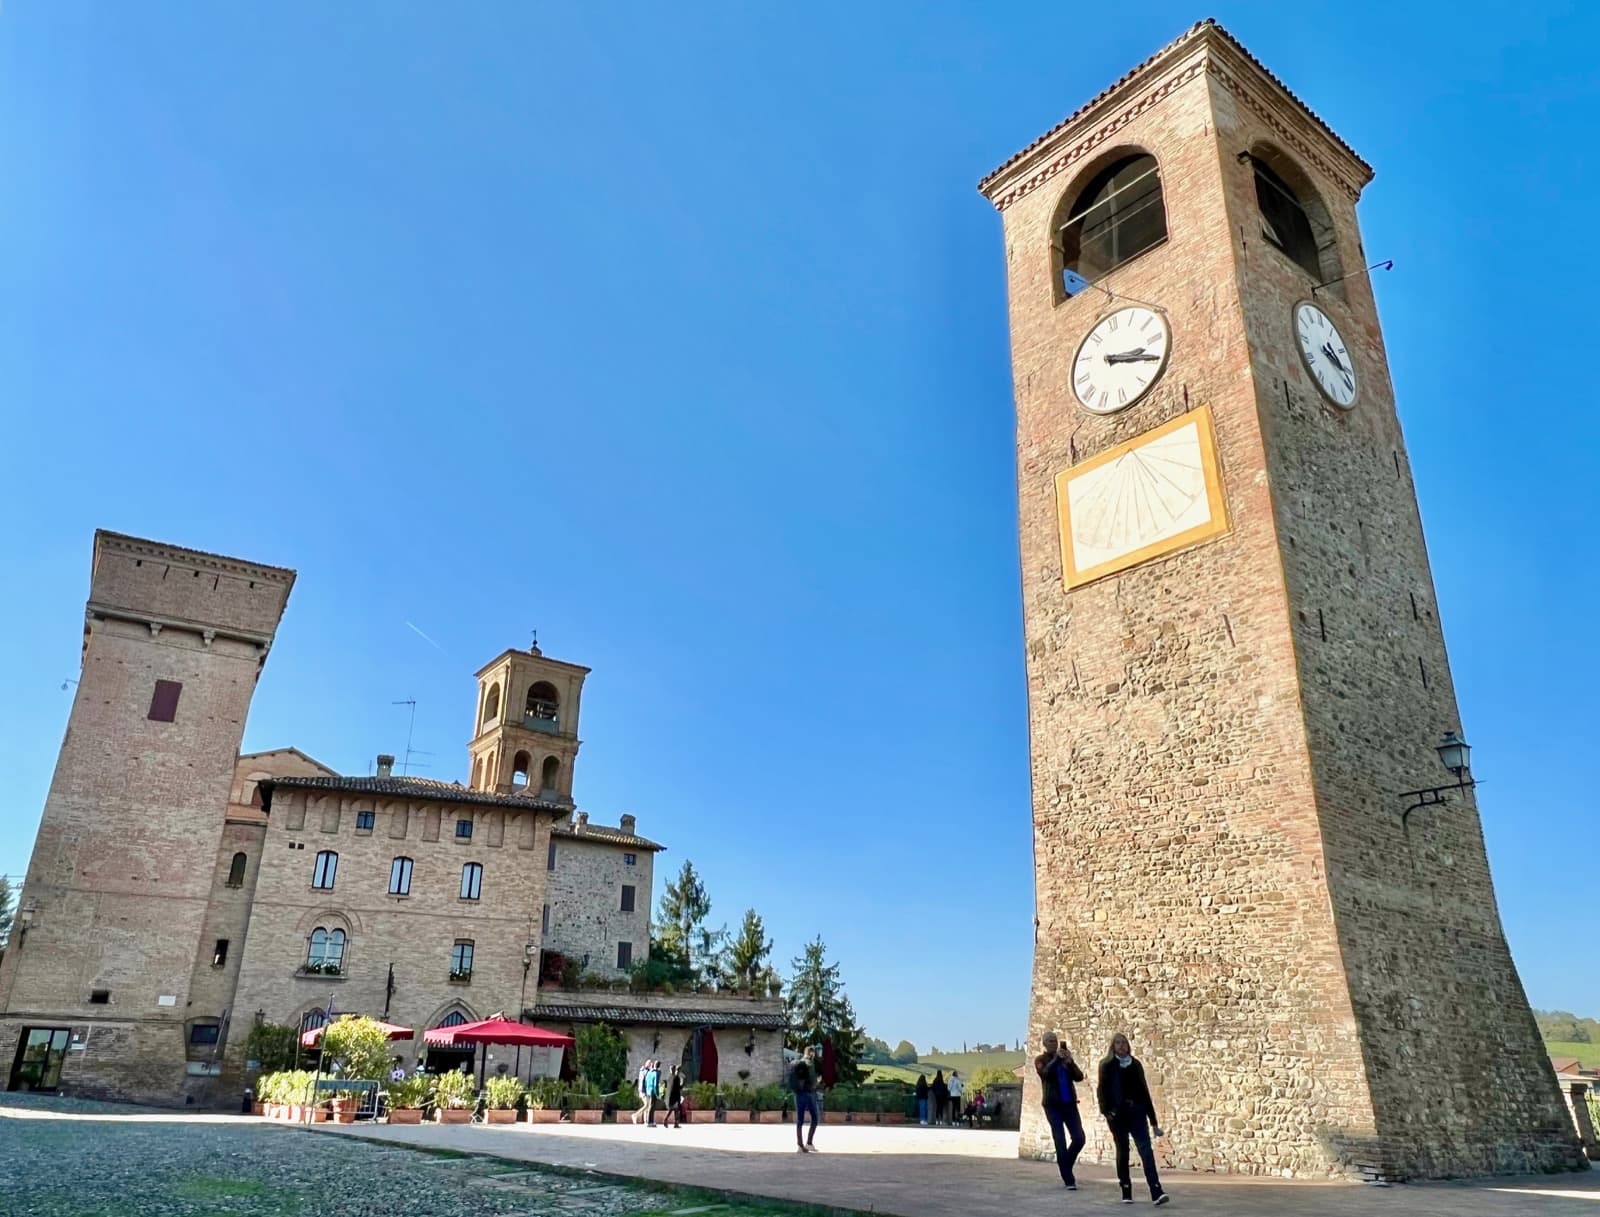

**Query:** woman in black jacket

left=1096, top=1034, right=1168, bottom=1205
left=1034, top=1031, right=1087, bottom=1190
left=915, top=1073, right=930, bottom=1125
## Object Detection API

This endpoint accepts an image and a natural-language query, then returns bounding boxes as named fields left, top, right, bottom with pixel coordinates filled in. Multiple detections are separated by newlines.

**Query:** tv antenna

left=391, top=699, right=435, bottom=775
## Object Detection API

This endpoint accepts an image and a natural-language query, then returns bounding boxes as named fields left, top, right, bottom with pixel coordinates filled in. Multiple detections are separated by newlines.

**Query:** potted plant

left=386, top=1074, right=431, bottom=1124
left=568, top=1083, right=605, bottom=1124
left=328, top=1086, right=361, bottom=1124
left=484, top=1076, right=523, bottom=1124
left=721, top=1085, right=755, bottom=1124
left=687, top=1081, right=719, bottom=1123
left=822, top=1086, right=849, bottom=1124
left=754, top=1085, right=788, bottom=1124
left=525, top=1078, right=564, bottom=1124
left=434, top=1069, right=477, bottom=1123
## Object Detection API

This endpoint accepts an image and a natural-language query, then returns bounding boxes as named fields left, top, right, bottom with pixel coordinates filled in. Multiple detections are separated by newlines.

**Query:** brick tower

left=0, top=531, right=293, bottom=1102
left=467, top=641, right=588, bottom=802
left=979, top=22, right=1582, bottom=1179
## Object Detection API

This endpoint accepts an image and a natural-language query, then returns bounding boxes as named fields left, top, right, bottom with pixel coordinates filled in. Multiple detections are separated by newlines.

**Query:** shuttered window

left=148, top=680, right=183, bottom=722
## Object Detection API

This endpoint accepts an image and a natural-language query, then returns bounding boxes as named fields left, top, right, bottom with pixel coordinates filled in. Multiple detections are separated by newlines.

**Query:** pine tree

left=721, top=909, right=773, bottom=991
left=656, top=860, right=712, bottom=979
left=784, top=937, right=863, bottom=1084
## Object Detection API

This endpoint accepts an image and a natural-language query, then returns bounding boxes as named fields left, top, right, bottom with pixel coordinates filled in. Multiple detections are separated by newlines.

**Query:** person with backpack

left=792, top=1046, right=820, bottom=1152
left=1035, top=1031, right=1087, bottom=1191
left=1097, top=1033, right=1168, bottom=1206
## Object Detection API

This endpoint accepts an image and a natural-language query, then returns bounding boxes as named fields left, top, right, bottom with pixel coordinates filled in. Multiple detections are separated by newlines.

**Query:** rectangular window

left=212, top=939, right=229, bottom=968
left=312, top=850, right=338, bottom=889
left=189, top=1024, right=220, bottom=1046
left=450, top=940, right=474, bottom=980
left=355, top=811, right=375, bottom=831
left=541, top=903, right=550, bottom=936
left=460, top=862, right=483, bottom=901
left=547, top=839, right=557, bottom=871
left=616, top=941, right=633, bottom=970
left=623, top=852, right=637, bottom=867
left=148, top=679, right=182, bottom=722
left=389, top=857, right=413, bottom=896
left=620, top=885, right=635, bottom=913
left=455, top=819, right=473, bottom=840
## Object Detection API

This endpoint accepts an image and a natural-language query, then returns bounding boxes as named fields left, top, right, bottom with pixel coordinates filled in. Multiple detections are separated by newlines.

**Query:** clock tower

left=980, top=21, right=1582, bottom=1179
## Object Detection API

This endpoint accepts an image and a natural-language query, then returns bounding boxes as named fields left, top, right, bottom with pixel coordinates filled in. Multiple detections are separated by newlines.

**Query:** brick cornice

left=94, top=529, right=296, bottom=586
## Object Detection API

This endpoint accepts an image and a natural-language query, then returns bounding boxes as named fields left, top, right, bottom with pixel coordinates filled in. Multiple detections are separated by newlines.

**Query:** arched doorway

left=423, top=1009, right=476, bottom=1076
left=681, top=1026, right=718, bottom=1084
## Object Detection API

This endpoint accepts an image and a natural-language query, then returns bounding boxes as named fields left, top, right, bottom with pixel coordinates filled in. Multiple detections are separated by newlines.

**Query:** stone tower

left=979, top=22, right=1581, bottom=1179
left=467, top=642, right=589, bottom=802
left=0, top=531, right=293, bottom=1102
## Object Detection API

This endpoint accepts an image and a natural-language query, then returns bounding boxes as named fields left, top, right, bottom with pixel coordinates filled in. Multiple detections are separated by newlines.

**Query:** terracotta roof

left=553, top=822, right=665, bottom=852
left=260, top=774, right=570, bottom=814
left=526, top=1002, right=786, bottom=1030
left=978, top=18, right=1371, bottom=200
left=1550, top=1055, right=1583, bottom=1075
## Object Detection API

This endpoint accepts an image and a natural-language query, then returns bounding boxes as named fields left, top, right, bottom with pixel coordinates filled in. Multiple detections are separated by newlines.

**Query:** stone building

left=2, top=529, right=784, bottom=1103
left=980, top=21, right=1583, bottom=1178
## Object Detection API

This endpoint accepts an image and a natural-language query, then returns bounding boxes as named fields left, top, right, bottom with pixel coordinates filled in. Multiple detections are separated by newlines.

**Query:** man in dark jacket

left=1034, top=1031, right=1088, bottom=1190
left=792, top=1046, right=820, bottom=1152
left=1096, top=1033, right=1168, bottom=1205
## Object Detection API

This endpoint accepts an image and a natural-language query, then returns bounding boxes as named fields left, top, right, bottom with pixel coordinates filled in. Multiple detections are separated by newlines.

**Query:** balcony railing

left=523, top=709, right=560, bottom=734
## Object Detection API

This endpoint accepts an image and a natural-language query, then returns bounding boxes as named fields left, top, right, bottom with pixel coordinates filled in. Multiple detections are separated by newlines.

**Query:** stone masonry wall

left=544, top=833, right=655, bottom=979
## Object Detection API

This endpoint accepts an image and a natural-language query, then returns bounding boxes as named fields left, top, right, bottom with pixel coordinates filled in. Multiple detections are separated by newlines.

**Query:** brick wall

left=544, top=829, right=655, bottom=978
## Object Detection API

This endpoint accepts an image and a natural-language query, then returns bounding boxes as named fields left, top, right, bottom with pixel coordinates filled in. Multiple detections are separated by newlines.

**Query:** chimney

left=576, top=811, right=589, bottom=830
left=376, top=754, right=395, bottom=779
left=620, top=813, right=636, bottom=835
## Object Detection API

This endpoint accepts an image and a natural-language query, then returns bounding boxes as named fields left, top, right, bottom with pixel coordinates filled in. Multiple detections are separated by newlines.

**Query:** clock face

left=1294, top=301, right=1357, bottom=408
left=1071, top=305, right=1171, bottom=415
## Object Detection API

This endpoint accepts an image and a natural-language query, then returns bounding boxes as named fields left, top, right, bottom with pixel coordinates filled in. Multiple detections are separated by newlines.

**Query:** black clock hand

left=1321, top=343, right=1351, bottom=376
left=1105, top=348, right=1161, bottom=364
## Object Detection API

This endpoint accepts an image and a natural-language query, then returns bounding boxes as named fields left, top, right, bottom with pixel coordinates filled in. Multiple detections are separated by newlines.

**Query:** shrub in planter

left=753, top=1086, right=787, bottom=1123
left=567, top=1083, right=605, bottom=1124
left=526, top=1077, right=565, bottom=1123
left=434, top=1069, right=477, bottom=1122
left=386, top=1075, right=432, bottom=1124
left=721, top=1085, right=756, bottom=1123
left=484, top=1076, right=523, bottom=1124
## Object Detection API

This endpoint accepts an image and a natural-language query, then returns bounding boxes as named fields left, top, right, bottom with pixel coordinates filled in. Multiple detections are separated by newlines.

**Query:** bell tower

left=467, top=640, right=588, bottom=803
left=980, top=21, right=1581, bottom=1179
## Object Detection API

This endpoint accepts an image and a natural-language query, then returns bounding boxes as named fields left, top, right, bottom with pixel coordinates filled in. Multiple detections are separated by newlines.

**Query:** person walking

left=632, top=1059, right=651, bottom=1125
left=1097, top=1033, right=1168, bottom=1206
left=1035, top=1031, right=1088, bottom=1191
left=792, top=1046, right=821, bottom=1152
left=644, top=1059, right=661, bottom=1128
left=931, top=1069, right=949, bottom=1126
left=663, top=1064, right=685, bottom=1128
left=948, top=1070, right=964, bottom=1127
left=915, top=1073, right=930, bottom=1125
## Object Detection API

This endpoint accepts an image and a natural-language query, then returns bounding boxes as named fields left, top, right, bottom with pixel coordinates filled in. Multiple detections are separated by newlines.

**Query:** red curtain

left=699, top=1029, right=718, bottom=1083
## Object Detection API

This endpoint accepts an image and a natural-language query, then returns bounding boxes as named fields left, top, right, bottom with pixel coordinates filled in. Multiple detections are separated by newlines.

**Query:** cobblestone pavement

left=0, top=1095, right=795, bottom=1217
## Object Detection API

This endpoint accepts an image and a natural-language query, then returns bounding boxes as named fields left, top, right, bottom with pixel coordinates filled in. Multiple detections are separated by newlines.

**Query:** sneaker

left=1121, top=1192, right=1134, bottom=1205
left=796, top=1144, right=807, bottom=1153
left=1153, top=1194, right=1170, bottom=1206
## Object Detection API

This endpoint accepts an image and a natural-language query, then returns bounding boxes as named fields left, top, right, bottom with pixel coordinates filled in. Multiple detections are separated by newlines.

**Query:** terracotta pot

left=439, top=1108, right=472, bottom=1124
left=757, top=1110, right=786, bottom=1123
left=388, top=1108, right=423, bottom=1125
left=251, top=1102, right=264, bottom=1117
left=723, top=1110, right=751, bottom=1123
left=882, top=1112, right=906, bottom=1124
left=486, top=1109, right=516, bottom=1124
left=572, top=1109, right=603, bottom=1124
left=311, top=1108, right=330, bottom=1123
left=530, top=1108, right=562, bottom=1123
left=332, top=1110, right=355, bottom=1125
left=822, top=1110, right=847, bottom=1124
left=689, top=1110, right=717, bottom=1123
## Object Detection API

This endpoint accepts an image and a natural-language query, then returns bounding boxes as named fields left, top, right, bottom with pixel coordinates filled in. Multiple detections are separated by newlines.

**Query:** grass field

left=858, top=1050, right=1026, bottom=1085
left=1544, top=1039, right=1600, bottom=1069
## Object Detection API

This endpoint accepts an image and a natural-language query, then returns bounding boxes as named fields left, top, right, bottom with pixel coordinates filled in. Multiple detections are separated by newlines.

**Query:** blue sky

left=2, top=2, right=1596, bottom=1050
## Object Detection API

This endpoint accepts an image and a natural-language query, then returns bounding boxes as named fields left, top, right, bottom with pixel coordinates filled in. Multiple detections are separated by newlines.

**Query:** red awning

left=300, top=1019, right=415, bottom=1048
left=423, top=1017, right=574, bottom=1048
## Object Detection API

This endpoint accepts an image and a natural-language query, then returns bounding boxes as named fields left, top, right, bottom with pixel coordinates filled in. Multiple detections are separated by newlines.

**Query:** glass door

left=8, top=1026, right=71, bottom=1091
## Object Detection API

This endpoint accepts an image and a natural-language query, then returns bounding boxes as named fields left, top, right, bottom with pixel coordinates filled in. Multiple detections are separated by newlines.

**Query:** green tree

left=892, top=1039, right=919, bottom=1065
left=0, top=877, right=14, bottom=949
left=656, top=860, right=713, bottom=979
left=784, top=936, right=864, bottom=1085
left=575, top=1022, right=629, bottom=1093
left=319, top=1016, right=394, bottom=1081
left=721, top=909, right=773, bottom=991
left=860, top=1036, right=894, bottom=1065
left=244, top=1022, right=298, bottom=1074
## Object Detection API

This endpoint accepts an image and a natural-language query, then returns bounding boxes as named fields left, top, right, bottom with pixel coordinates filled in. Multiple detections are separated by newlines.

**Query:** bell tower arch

left=467, top=641, right=588, bottom=803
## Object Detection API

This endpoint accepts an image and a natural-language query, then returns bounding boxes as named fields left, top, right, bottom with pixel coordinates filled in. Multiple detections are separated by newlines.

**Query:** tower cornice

left=978, top=19, right=1373, bottom=213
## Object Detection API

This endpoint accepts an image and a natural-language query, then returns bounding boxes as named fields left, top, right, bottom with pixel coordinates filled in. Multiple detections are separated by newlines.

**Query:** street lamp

left=1400, top=730, right=1477, bottom=827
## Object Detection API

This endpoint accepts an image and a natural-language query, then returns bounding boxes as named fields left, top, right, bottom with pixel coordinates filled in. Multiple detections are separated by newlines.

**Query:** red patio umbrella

left=300, top=1018, right=415, bottom=1048
left=422, top=1017, right=573, bottom=1048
